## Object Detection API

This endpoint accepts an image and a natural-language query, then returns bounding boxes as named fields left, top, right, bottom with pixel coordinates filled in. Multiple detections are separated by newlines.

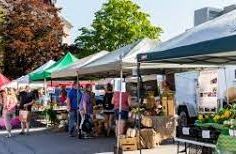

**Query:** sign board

left=198, top=70, right=218, bottom=113
left=114, top=79, right=126, bottom=92
left=47, top=87, right=55, bottom=94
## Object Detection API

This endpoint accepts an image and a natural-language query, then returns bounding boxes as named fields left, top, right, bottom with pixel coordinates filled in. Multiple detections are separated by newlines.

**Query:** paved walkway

left=0, top=129, right=181, bottom=154
left=0, top=129, right=115, bottom=154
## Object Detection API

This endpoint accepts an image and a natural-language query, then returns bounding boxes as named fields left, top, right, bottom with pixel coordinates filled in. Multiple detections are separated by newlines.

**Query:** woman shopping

left=103, top=83, right=114, bottom=136
left=1, top=89, right=17, bottom=138
left=112, top=89, right=130, bottom=136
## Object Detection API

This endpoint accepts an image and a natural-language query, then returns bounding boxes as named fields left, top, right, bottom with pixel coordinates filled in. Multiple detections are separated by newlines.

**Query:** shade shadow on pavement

left=0, top=130, right=116, bottom=154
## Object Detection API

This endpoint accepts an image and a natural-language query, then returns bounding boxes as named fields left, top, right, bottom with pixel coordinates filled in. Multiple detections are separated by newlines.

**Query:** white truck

left=175, top=66, right=236, bottom=125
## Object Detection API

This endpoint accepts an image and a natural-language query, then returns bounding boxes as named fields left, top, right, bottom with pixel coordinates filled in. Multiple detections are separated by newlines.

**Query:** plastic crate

left=197, top=127, right=220, bottom=144
left=176, top=126, right=199, bottom=141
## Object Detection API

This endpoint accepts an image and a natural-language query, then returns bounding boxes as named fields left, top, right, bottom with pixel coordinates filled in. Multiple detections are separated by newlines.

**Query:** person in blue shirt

left=67, top=81, right=82, bottom=137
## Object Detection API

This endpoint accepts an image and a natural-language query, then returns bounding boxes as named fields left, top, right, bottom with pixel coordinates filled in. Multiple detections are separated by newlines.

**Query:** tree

left=75, top=0, right=162, bottom=57
left=0, top=7, right=5, bottom=72
left=2, top=0, right=64, bottom=78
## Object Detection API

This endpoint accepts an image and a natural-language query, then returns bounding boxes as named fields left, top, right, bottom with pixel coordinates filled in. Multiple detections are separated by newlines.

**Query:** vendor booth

left=70, top=38, right=190, bottom=153
left=137, top=9, right=236, bottom=154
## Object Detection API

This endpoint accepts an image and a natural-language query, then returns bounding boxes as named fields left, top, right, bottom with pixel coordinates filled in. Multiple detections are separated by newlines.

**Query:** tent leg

left=50, top=79, right=53, bottom=104
left=44, top=78, right=48, bottom=127
left=116, top=68, right=123, bottom=152
left=137, top=62, right=142, bottom=154
left=223, top=66, right=229, bottom=106
left=76, top=73, right=80, bottom=137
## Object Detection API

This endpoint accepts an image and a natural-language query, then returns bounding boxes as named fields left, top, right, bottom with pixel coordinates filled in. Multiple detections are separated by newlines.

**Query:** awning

left=138, top=10, right=236, bottom=65
left=0, top=73, right=10, bottom=87
left=30, top=52, right=78, bottom=81
left=51, top=51, right=109, bottom=79
left=77, top=38, right=159, bottom=77
left=18, top=60, right=56, bottom=84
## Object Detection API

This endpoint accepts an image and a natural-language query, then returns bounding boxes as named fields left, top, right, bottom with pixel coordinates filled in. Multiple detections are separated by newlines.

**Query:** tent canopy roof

left=16, top=60, right=56, bottom=84
left=30, top=52, right=78, bottom=81
left=77, top=38, right=159, bottom=77
left=0, top=73, right=10, bottom=87
left=51, top=51, right=109, bottom=79
left=138, top=10, right=236, bottom=65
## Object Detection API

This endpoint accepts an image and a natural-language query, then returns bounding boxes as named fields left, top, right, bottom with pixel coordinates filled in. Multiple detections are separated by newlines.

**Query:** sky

left=57, top=0, right=236, bottom=43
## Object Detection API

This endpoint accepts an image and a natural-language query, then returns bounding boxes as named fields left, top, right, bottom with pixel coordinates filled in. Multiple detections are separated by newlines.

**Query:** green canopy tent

left=30, top=52, right=79, bottom=81
left=29, top=52, right=79, bottom=104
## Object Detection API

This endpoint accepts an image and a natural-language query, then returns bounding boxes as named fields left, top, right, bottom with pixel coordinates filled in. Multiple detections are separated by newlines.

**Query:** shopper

left=1, top=89, right=17, bottom=138
left=19, top=86, right=35, bottom=135
left=79, top=84, right=95, bottom=138
left=60, top=85, right=67, bottom=106
left=67, top=81, right=82, bottom=137
left=112, top=90, right=130, bottom=136
left=103, top=83, right=114, bottom=136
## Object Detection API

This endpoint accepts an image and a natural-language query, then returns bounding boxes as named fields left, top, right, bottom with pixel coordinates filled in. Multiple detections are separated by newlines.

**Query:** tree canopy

left=2, top=0, right=64, bottom=78
left=75, top=0, right=162, bottom=57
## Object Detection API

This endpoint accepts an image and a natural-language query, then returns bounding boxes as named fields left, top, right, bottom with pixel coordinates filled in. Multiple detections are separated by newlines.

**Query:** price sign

left=182, top=127, right=190, bottom=135
left=202, top=130, right=210, bottom=139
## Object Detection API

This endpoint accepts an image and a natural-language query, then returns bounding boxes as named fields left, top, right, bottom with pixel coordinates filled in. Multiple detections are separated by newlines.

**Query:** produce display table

left=175, top=138, right=216, bottom=154
left=217, top=135, right=236, bottom=154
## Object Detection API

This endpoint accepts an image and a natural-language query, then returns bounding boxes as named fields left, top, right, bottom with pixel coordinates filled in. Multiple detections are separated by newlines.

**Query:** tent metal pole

left=223, top=66, right=229, bottom=105
left=137, top=62, right=142, bottom=154
left=117, top=67, right=123, bottom=152
left=76, top=72, right=80, bottom=136
left=44, top=78, right=47, bottom=104
left=116, top=56, right=123, bottom=152
left=50, top=79, right=53, bottom=104
left=44, top=78, right=48, bottom=126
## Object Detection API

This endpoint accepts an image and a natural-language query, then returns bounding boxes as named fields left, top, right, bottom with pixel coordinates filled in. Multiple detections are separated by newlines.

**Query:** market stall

left=137, top=9, right=236, bottom=154
left=72, top=38, right=197, bottom=153
left=29, top=52, right=79, bottom=129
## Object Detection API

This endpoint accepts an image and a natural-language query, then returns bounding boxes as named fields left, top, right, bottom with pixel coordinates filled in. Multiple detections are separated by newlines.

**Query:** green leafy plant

left=43, top=106, right=58, bottom=124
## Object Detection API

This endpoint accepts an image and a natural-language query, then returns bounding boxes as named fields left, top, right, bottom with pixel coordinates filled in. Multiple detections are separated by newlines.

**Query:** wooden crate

left=119, top=137, right=138, bottom=151
left=162, top=95, right=175, bottom=116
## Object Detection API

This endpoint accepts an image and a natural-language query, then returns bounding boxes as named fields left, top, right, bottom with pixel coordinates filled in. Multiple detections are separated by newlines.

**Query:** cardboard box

left=140, top=128, right=157, bottom=149
left=119, top=137, right=138, bottom=151
left=162, top=95, right=175, bottom=116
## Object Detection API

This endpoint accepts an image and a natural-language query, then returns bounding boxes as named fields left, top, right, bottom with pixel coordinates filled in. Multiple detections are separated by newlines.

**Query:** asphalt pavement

left=0, top=129, right=181, bottom=154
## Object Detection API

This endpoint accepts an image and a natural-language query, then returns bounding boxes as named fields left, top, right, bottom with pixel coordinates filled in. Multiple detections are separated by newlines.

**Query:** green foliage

left=75, top=0, right=162, bottom=57
left=0, top=8, right=5, bottom=71
left=2, top=0, right=64, bottom=78
left=43, top=106, right=58, bottom=124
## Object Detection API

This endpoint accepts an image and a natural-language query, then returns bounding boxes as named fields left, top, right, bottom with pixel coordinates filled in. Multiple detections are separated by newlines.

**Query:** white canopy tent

left=4, top=60, right=55, bottom=88
left=51, top=51, right=109, bottom=79
left=77, top=38, right=158, bottom=77
left=77, top=38, right=216, bottom=78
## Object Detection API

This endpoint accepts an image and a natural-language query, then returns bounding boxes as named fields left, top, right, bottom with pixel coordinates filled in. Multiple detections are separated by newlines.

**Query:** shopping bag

left=19, top=110, right=31, bottom=122
left=82, top=114, right=93, bottom=133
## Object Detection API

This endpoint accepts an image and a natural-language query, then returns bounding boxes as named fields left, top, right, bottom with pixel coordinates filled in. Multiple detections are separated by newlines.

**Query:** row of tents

left=4, top=8, right=236, bottom=88
left=5, top=38, right=164, bottom=88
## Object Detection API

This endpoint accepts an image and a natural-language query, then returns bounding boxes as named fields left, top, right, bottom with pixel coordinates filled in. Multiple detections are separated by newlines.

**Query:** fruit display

left=197, top=106, right=236, bottom=125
